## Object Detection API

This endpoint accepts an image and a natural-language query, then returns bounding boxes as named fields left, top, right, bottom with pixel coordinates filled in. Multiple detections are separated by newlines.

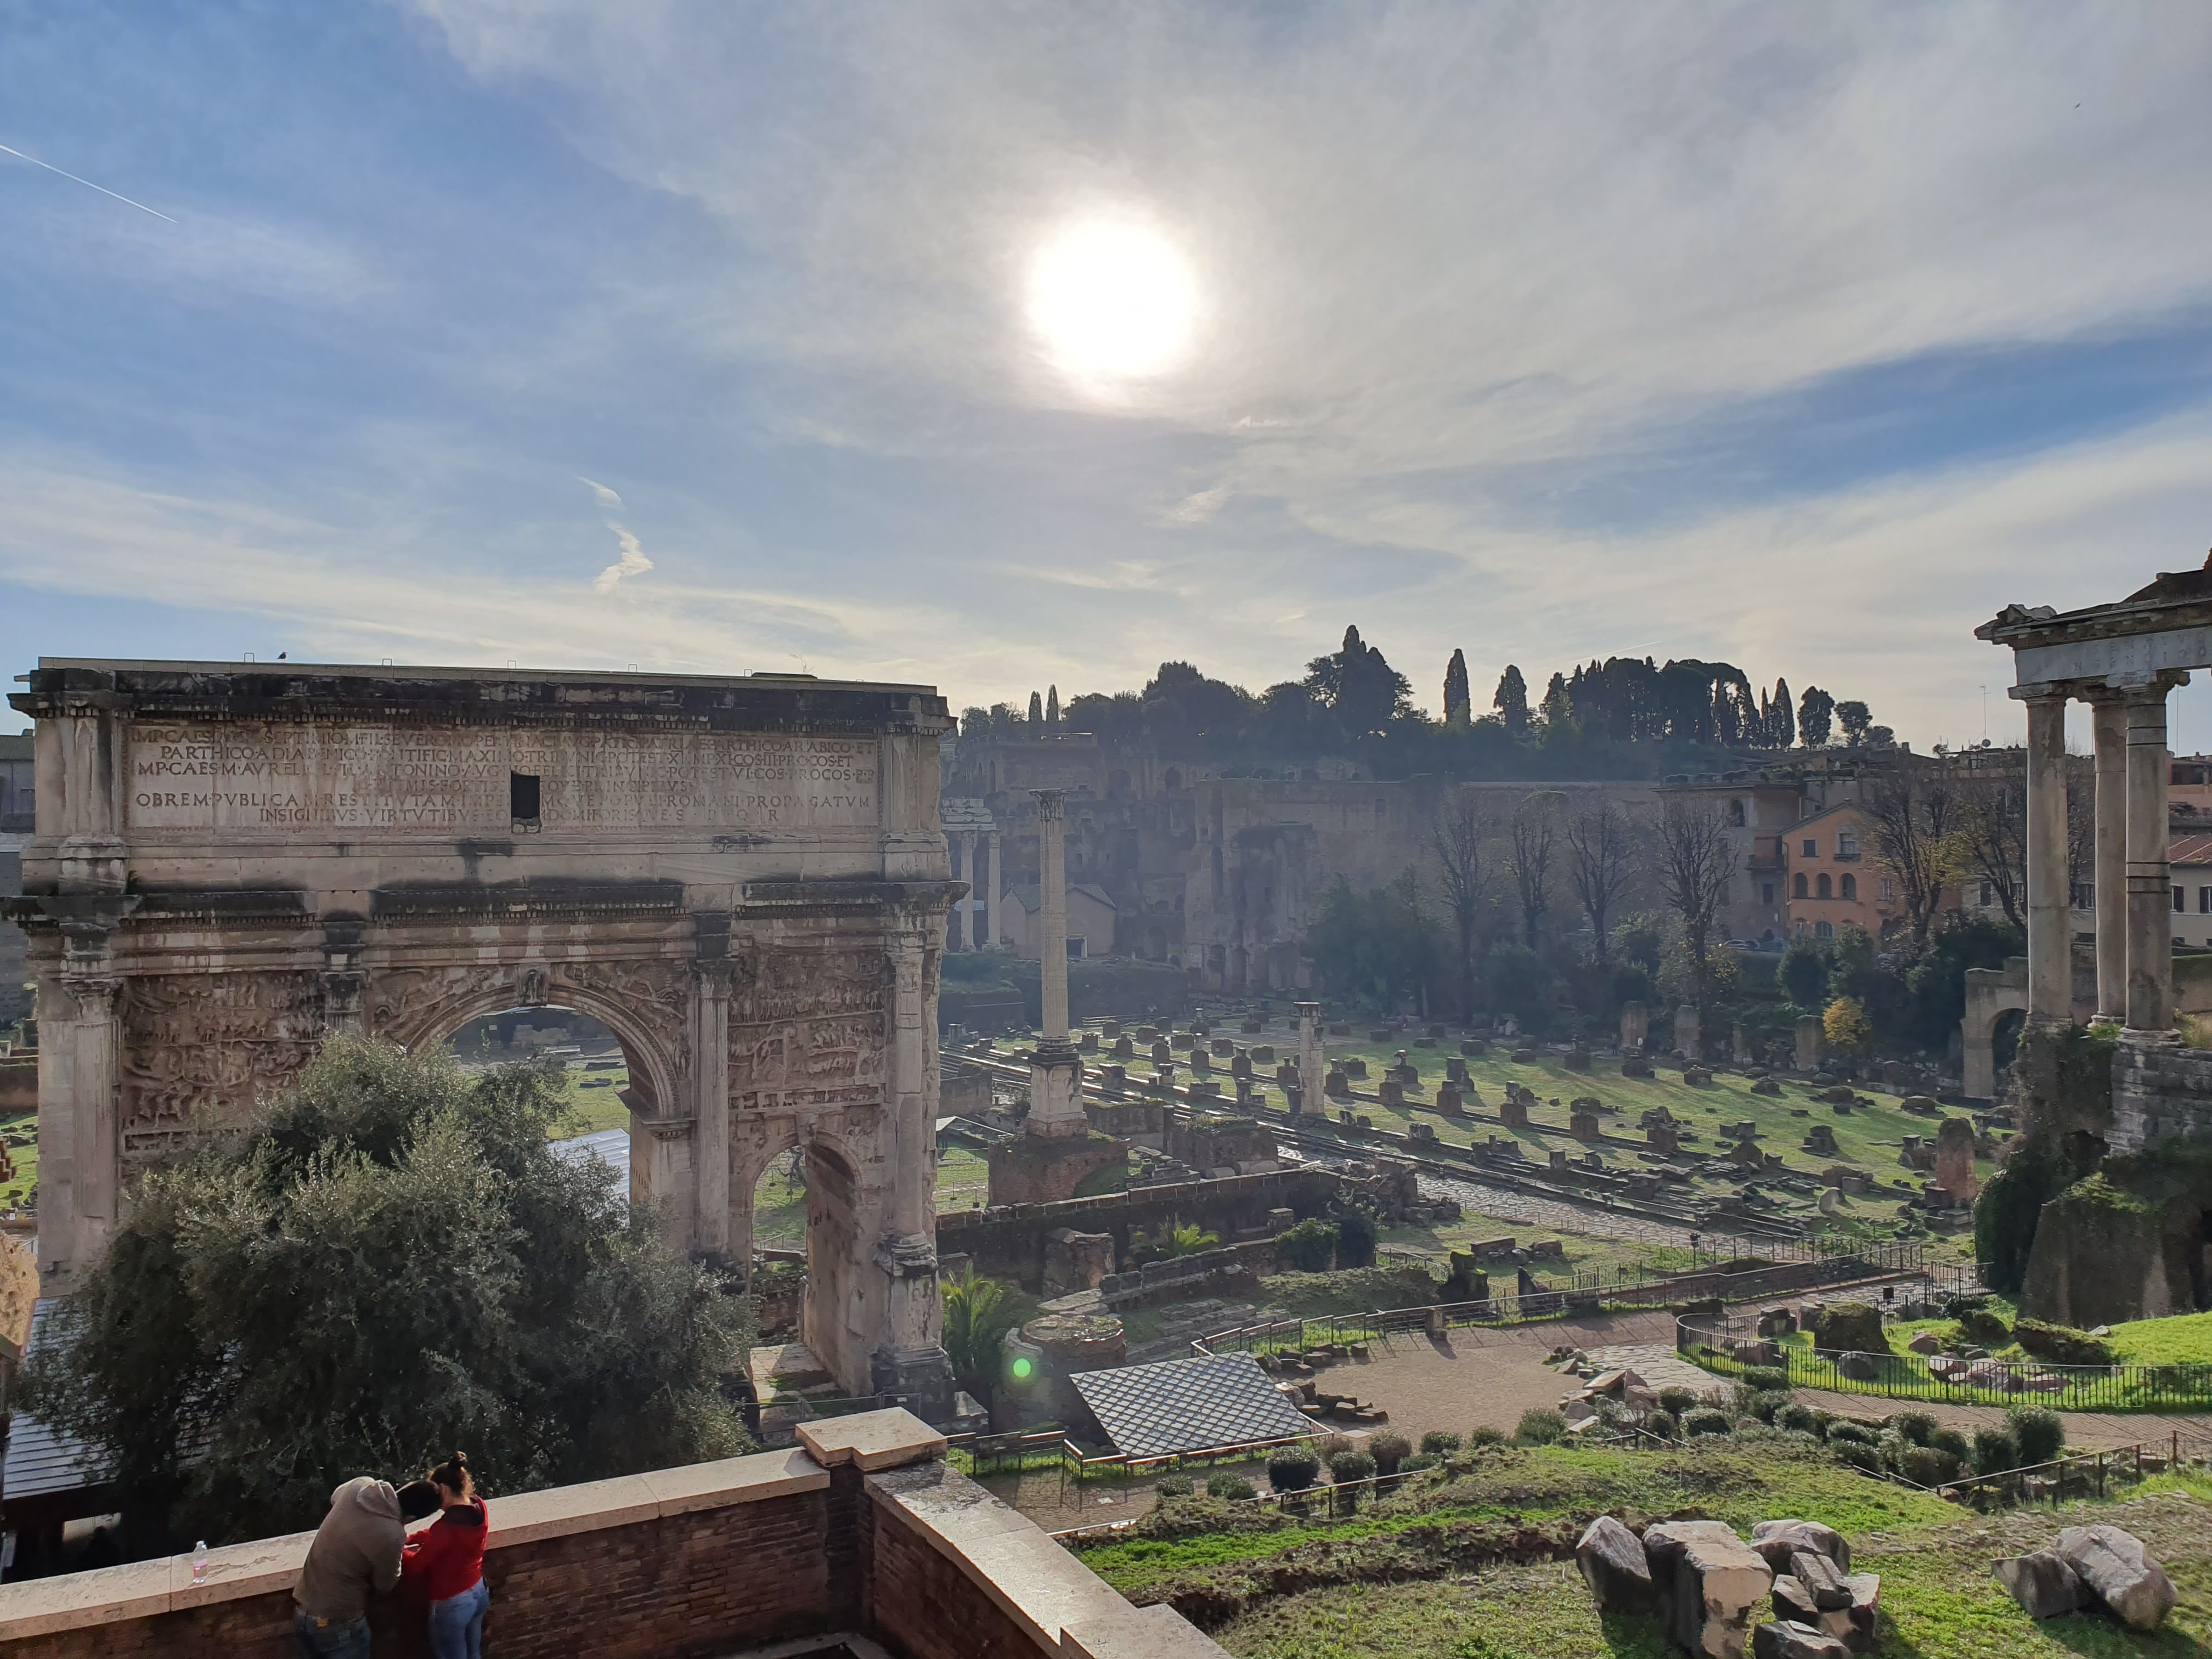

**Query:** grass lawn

left=541, top=1062, right=631, bottom=1137
left=1073, top=1441, right=2212, bottom=1658
left=936, top=1146, right=992, bottom=1212
left=1036, top=1017, right=1985, bottom=1259
left=0, top=1110, right=36, bottom=1210
left=2111, top=1312, right=2212, bottom=1367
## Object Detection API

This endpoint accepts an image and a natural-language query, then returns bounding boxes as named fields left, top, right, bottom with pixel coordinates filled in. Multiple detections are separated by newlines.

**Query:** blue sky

left=5, top=2, right=2212, bottom=751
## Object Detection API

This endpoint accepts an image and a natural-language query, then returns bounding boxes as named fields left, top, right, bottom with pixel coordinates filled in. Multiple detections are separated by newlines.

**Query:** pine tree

left=1443, top=650, right=1470, bottom=728
left=1798, top=686, right=1834, bottom=747
left=1494, top=665, right=1530, bottom=733
left=1045, top=685, right=1059, bottom=729
left=1539, top=672, right=1573, bottom=730
left=1771, top=679, right=1795, bottom=748
left=1028, top=690, right=1043, bottom=731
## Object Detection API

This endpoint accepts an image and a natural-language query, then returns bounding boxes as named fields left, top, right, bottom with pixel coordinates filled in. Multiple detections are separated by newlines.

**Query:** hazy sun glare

left=1026, top=218, right=1199, bottom=382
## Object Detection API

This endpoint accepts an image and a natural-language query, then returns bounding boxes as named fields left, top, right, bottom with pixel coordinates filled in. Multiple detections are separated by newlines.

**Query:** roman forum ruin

left=3, top=658, right=961, bottom=1410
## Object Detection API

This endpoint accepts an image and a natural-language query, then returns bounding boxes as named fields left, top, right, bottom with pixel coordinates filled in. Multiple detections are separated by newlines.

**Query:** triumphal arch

left=5, top=659, right=959, bottom=1407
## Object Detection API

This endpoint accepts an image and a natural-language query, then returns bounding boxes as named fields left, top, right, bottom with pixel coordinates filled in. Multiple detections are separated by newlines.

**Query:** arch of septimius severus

left=3, top=659, right=959, bottom=1409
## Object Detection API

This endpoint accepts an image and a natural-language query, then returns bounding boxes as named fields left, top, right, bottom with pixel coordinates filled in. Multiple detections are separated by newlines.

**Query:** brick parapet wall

left=0, top=1412, right=1228, bottom=1659
left=2111, top=1041, right=2212, bottom=1154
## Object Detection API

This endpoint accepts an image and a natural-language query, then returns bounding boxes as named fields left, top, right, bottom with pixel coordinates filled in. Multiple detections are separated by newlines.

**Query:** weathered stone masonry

left=5, top=661, right=962, bottom=1405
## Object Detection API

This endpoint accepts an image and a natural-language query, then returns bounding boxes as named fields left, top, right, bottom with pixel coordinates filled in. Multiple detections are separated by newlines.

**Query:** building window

left=1837, top=830, right=1858, bottom=858
left=1802, top=838, right=1817, bottom=857
left=1374, top=798, right=1386, bottom=819
left=1815, top=920, right=1835, bottom=939
left=2178, top=887, right=2188, bottom=914
left=2199, top=887, right=2211, bottom=914
left=1762, top=883, right=1775, bottom=906
left=1881, top=878, right=1895, bottom=902
left=509, top=772, right=541, bottom=827
left=1730, top=799, right=1746, bottom=827
left=1793, top=873, right=1809, bottom=899
left=1816, top=873, right=1832, bottom=899
left=1840, top=874, right=1857, bottom=901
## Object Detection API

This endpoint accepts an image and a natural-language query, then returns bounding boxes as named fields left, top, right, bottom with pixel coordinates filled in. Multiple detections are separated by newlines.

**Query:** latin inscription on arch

left=126, top=723, right=878, bottom=834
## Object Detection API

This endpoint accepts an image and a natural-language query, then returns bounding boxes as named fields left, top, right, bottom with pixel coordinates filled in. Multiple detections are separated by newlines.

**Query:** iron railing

left=1677, top=1312, right=2212, bottom=1413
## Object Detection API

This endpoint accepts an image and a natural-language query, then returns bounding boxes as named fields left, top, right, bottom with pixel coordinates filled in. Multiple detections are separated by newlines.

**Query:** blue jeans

left=429, top=1578, right=489, bottom=1659
left=293, top=1610, right=371, bottom=1659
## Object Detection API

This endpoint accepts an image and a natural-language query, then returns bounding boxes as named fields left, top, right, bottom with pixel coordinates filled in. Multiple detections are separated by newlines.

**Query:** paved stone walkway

left=1418, top=1174, right=1702, bottom=1251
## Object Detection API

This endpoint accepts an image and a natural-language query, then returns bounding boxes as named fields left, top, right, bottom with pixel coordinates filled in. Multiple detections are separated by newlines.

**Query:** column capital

left=1030, top=787, right=1065, bottom=821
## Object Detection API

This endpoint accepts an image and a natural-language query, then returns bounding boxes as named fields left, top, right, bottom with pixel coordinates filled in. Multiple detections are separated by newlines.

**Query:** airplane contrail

left=0, top=142, right=176, bottom=224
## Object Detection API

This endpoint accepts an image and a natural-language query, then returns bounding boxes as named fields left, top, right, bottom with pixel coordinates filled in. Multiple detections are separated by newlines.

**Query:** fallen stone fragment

left=1576, top=1515, right=1655, bottom=1611
left=2056, top=1525, right=2176, bottom=1631
left=1993, top=1552, right=2085, bottom=1621
left=1750, top=1520, right=1851, bottom=1574
left=1791, top=1551, right=1851, bottom=1611
left=1646, top=1520, right=1774, bottom=1658
left=1753, top=1622, right=1848, bottom=1659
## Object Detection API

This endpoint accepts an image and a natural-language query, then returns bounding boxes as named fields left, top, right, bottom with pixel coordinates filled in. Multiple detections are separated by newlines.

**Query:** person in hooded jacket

left=402, top=1451, right=490, bottom=1659
left=294, top=1475, right=406, bottom=1658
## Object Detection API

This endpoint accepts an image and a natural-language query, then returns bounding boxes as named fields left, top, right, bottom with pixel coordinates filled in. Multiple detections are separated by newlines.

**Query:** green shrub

left=1683, top=1408, right=1733, bottom=1438
left=1658, top=1386, right=1700, bottom=1417
left=1740, top=1366, right=1791, bottom=1393
left=1274, top=1217, right=1340, bottom=1272
left=1774, top=1403, right=1818, bottom=1435
left=1400, top=1453, right=1438, bottom=1473
left=1889, top=1410, right=1938, bottom=1447
left=1957, top=1307, right=2011, bottom=1346
left=1515, top=1408, right=1566, bottom=1446
left=1204, top=1474, right=1255, bottom=1500
left=1370, top=1432, right=1412, bottom=1473
left=1743, top=1389, right=1792, bottom=1425
left=1972, top=1426, right=2019, bottom=1475
left=1315, top=1432, right=1353, bottom=1462
left=1154, top=1474, right=1194, bottom=1499
left=1832, top=1439, right=1883, bottom=1474
left=1328, top=1450, right=1376, bottom=1483
left=1902, top=1444, right=1960, bottom=1487
left=1266, top=1449, right=1321, bottom=1491
left=1825, top=1421, right=1880, bottom=1449
left=1931, top=1427, right=1972, bottom=1464
left=2013, top=1318, right=2114, bottom=1367
left=1466, top=1426, right=1508, bottom=1449
left=1419, top=1430, right=1463, bottom=1457
left=1644, top=1410, right=1678, bottom=1441
left=2007, top=1406, right=2064, bottom=1468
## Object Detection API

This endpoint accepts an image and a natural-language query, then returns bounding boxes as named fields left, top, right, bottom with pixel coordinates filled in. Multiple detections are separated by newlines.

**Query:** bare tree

left=1508, top=792, right=1563, bottom=949
left=1954, top=769, right=2025, bottom=929
left=1430, top=794, right=1493, bottom=1020
left=1647, top=802, right=1735, bottom=1013
left=1565, top=801, right=1638, bottom=962
left=1863, top=771, right=1959, bottom=949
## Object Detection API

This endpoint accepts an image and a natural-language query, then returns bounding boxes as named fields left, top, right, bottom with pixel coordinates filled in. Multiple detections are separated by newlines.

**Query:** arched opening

left=802, top=1142, right=865, bottom=1392
left=450, top=1005, right=639, bottom=1189
left=1992, top=1006, right=2027, bottom=1081
left=1815, top=920, right=1835, bottom=939
left=1840, top=874, right=1857, bottom=901
left=1793, top=873, right=1809, bottom=899
left=1730, top=799, right=1746, bottom=827
left=1816, top=873, right=1832, bottom=899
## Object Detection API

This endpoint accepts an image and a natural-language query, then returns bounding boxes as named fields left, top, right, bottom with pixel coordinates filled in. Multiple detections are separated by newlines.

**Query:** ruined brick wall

left=2110, top=1041, right=2212, bottom=1154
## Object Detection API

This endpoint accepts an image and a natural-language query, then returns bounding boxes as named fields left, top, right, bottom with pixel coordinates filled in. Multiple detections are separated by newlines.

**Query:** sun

left=1026, top=217, right=1199, bottom=382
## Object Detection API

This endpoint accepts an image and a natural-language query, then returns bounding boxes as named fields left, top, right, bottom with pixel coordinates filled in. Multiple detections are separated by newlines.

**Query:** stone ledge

left=796, top=1407, right=946, bottom=1471
left=0, top=1446, right=834, bottom=1640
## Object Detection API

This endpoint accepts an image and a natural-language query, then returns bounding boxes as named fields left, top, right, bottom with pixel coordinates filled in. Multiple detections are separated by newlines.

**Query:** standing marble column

left=46, top=922, right=123, bottom=1283
left=1025, top=789, right=1085, bottom=1137
left=2091, top=695, right=2128, bottom=1023
left=872, top=907, right=951, bottom=1413
left=1295, top=1001, right=1324, bottom=1119
left=2022, top=690, right=2073, bottom=1024
left=983, top=830, right=1000, bottom=948
left=2125, top=684, right=2177, bottom=1038
left=689, top=953, right=734, bottom=1259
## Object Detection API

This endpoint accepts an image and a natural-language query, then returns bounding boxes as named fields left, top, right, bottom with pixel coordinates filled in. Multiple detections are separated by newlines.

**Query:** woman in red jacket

left=402, top=1452, right=489, bottom=1659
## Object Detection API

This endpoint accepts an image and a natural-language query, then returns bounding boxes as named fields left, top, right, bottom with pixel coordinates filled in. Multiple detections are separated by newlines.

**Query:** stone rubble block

left=1575, top=1515, right=1655, bottom=1611
left=1645, top=1520, right=1774, bottom=1658
left=1750, top=1520, right=1851, bottom=1575
left=2055, top=1525, right=2176, bottom=1631
left=1991, top=1551, right=2087, bottom=1620
left=1771, top=1573, right=1878, bottom=1652
left=1790, top=1551, right=1852, bottom=1610
left=1752, top=1622, right=1849, bottom=1659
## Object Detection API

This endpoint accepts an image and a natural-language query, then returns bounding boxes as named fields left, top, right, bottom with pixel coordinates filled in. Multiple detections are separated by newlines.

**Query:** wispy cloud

left=578, top=476, right=654, bottom=593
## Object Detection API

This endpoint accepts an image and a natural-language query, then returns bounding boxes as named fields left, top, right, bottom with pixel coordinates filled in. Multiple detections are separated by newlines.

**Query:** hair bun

left=452, top=1451, right=469, bottom=1468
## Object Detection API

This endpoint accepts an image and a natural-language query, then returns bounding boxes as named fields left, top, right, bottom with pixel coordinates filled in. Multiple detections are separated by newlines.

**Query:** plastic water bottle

left=191, top=1542, right=208, bottom=1585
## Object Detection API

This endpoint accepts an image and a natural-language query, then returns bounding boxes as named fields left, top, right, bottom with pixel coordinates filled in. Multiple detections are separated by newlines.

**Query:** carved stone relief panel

left=727, top=945, right=888, bottom=1114
left=120, top=970, right=325, bottom=1156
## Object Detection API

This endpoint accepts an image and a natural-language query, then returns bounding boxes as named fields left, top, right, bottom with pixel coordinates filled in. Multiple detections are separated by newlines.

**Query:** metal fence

left=1677, top=1312, right=2212, bottom=1413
